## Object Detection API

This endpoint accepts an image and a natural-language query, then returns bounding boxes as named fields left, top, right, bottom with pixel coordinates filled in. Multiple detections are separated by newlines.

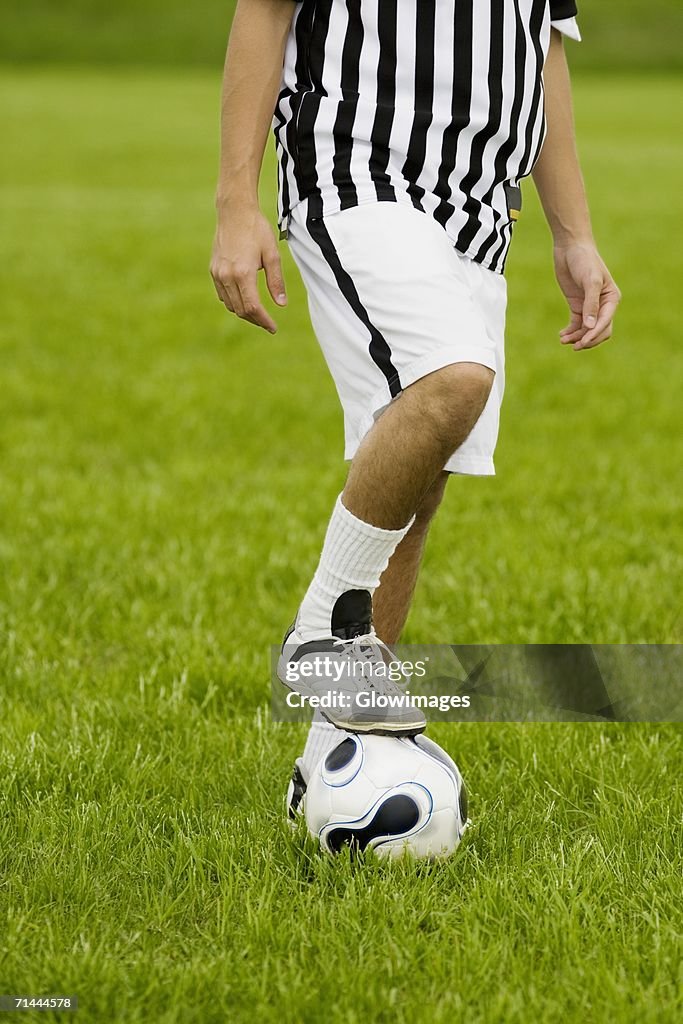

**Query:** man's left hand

left=554, top=242, right=621, bottom=351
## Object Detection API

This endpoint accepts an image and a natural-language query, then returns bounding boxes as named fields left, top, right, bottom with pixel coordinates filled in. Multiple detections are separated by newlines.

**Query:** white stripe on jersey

left=274, top=1, right=580, bottom=274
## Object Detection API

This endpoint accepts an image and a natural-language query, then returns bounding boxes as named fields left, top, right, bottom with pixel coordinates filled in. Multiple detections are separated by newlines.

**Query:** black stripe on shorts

left=305, top=200, right=402, bottom=399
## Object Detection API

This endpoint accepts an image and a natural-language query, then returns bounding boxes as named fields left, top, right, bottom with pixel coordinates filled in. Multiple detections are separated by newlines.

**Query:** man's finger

left=573, top=323, right=613, bottom=351
left=224, top=278, right=246, bottom=318
left=235, top=276, right=277, bottom=334
left=211, top=260, right=242, bottom=314
left=561, top=321, right=581, bottom=342
left=560, top=318, right=586, bottom=344
left=560, top=312, right=582, bottom=337
left=574, top=325, right=613, bottom=350
left=574, top=297, right=620, bottom=349
left=212, top=274, right=234, bottom=311
left=561, top=329, right=586, bottom=345
left=263, top=248, right=287, bottom=307
left=581, top=275, right=602, bottom=330
left=560, top=322, right=586, bottom=344
left=560, top=307, right=583, bottom=343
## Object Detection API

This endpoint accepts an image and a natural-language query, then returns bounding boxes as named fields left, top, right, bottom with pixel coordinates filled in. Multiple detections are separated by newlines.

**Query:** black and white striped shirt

left=274, top=1, right=579, bottom=273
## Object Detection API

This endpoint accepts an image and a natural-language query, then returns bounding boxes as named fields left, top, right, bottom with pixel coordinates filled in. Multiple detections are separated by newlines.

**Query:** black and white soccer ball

left=305, top=733, right=468, bottom=860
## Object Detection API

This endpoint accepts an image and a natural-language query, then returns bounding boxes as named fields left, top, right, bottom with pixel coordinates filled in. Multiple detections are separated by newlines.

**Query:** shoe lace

left=333, top=633, right=406, bottom=696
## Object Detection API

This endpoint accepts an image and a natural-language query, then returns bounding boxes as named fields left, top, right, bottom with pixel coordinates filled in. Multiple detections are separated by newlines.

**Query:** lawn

left=0, top=68, right=681, bottom=1022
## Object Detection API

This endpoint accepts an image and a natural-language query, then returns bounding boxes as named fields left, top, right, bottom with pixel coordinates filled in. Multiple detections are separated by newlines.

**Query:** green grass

left=1, top=68, right=682, bottom=1022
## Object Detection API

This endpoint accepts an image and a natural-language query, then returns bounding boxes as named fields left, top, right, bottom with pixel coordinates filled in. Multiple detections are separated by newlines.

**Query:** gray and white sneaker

left=277, top=590, right=426, bottom=736
left=285, top=758, right=309, bottom=827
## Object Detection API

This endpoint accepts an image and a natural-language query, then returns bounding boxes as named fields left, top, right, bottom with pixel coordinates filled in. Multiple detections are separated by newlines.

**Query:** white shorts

left=288, top=200, right=507, bottom=475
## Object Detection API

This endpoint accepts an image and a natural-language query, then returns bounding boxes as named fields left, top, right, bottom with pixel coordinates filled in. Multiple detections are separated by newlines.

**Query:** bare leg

left=294, top=362, right=492, bottom=646
left=342, top=362, right=493, bottom=530
left=373, top=473, right=449, bottom=643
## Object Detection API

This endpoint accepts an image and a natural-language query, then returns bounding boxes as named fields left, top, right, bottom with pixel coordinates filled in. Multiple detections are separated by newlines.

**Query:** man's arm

left=210, top=0, right=296, bottom=334
left=533, top=30, right=621, bottom=351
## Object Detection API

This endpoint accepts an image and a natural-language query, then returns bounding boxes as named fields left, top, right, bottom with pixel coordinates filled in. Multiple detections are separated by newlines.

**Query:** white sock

left=296, top=494, right=414, bottom=640
left=301, top=712, right=345, bottom=777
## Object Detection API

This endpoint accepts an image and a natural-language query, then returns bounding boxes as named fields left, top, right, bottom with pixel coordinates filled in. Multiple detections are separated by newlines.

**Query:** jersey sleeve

left=552, top=17, right=581, bottom=40
left=550, top=2, right=581, bottom=42
left=552, top=0, right=581, bottom=41
left=550, top=1, right=578, bottom=17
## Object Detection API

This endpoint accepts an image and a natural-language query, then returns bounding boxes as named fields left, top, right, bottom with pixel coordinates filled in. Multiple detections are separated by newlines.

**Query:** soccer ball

left=305, top=733, right=468, bottom=860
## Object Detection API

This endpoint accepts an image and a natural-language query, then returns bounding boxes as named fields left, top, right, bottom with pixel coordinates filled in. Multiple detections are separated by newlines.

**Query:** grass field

left=3, top=2, right=683, bottom=72
left=1, top=68, right=682, bottom=1022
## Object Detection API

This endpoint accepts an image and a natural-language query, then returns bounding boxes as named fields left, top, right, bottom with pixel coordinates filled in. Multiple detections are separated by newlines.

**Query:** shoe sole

left=320, top=710, right=425, bottom=736
left=277, top=654, right=426, bottom=736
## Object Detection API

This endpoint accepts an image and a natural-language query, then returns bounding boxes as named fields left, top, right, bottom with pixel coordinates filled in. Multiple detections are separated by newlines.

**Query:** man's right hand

left=210, top=205, right=287, bottom=335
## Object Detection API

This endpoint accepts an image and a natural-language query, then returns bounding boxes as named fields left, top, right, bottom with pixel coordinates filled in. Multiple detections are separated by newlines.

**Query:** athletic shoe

left=285, top=758, right=308, bottom=826
left=277, top=590, right=427, bottom=735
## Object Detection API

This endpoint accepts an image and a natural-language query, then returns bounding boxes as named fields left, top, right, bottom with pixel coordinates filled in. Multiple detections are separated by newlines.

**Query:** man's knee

left=414, top=361, right=494, bottom=439
left=432, top=361, right=494, bottom=405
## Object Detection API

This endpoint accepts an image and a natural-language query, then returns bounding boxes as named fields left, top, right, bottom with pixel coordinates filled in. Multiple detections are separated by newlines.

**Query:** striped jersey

left=274, top=0, right=579, bottom=274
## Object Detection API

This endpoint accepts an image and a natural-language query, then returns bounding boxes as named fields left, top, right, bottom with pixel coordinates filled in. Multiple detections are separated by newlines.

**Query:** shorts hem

left=443, top=455, right=496, bottom=476
left=343, top=346, right=499, bottom=476
left=397, top=345, right=497, bottom=394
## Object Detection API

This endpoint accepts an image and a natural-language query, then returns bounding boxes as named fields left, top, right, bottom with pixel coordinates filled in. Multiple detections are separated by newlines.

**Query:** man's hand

left=533, top=32, right=622, bottom=352
left=210, top=205, right=287, bottom=335
left=553, top=242, right=621, bottom=351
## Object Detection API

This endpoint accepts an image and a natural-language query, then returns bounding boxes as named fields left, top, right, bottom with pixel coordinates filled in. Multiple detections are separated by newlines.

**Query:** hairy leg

left=343, top=361, right=493, bottom=529
left=294, top=361, right=492, bottom=644
left=373, top=472, right=449, bottom=643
